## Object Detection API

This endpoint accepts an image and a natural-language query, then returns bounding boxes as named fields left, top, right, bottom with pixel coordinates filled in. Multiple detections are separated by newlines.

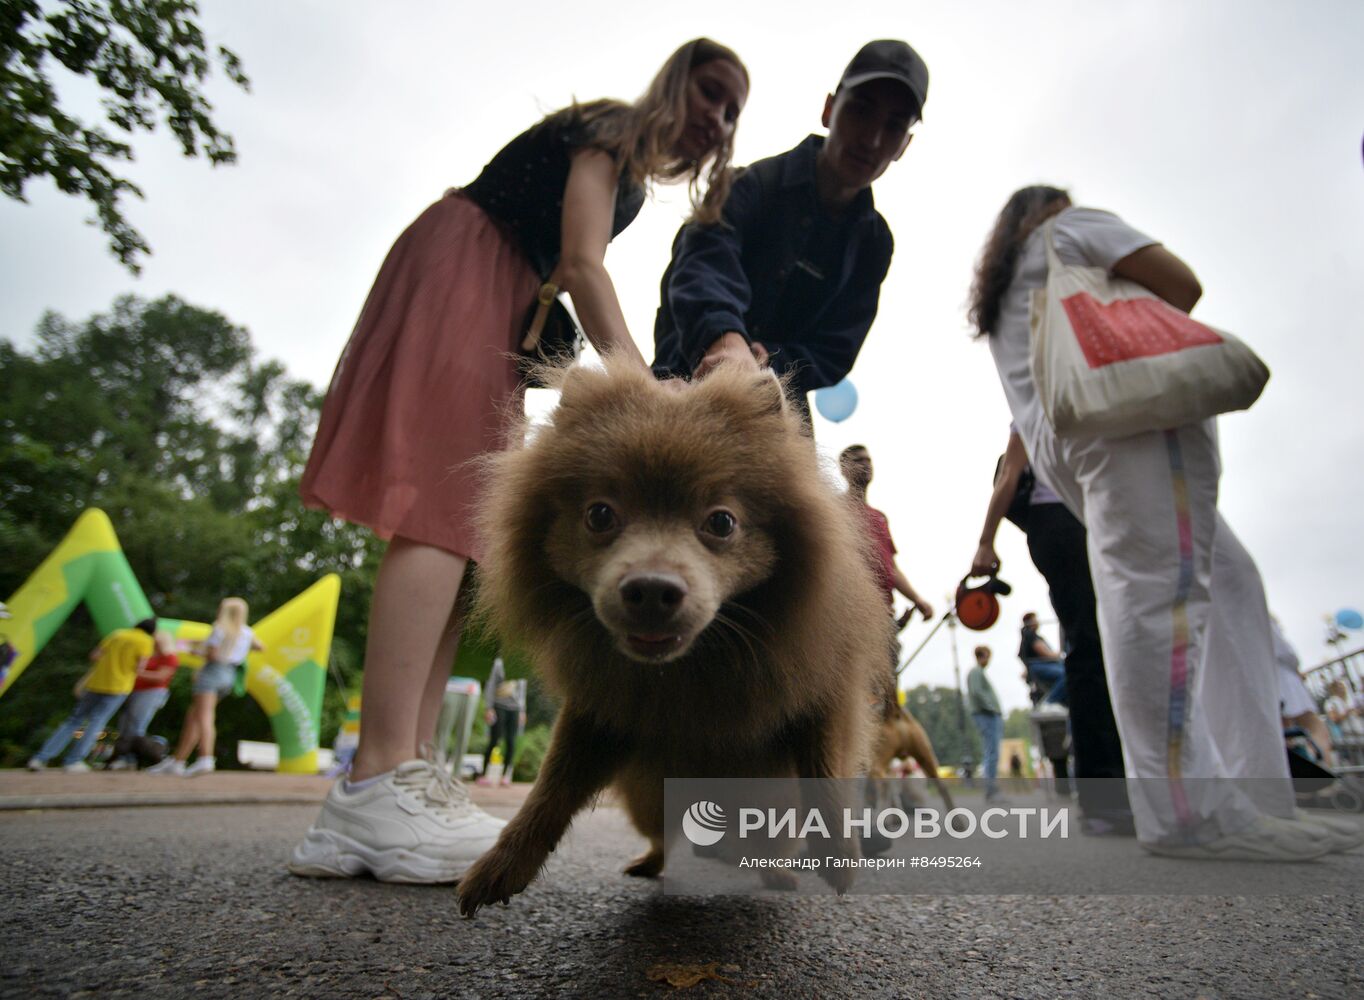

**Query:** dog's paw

left=457, top=848, right=536, bottom=918
left=818, top=861, right=857, bottom=895
left=624, top=848, right=664, bottom=879
left=759, top=868, right=799, bottom=892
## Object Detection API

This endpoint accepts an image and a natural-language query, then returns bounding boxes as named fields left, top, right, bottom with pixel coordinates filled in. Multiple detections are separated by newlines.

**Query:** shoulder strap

left=1041, top=216, right=1063, bottom=273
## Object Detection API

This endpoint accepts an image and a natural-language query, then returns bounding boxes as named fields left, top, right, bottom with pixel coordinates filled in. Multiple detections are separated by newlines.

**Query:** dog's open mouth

left=624, top=632, right=686, bottom=660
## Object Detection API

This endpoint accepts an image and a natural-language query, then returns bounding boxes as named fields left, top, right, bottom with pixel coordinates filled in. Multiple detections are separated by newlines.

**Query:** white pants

left=1028, top=419, right=1294, bottom=842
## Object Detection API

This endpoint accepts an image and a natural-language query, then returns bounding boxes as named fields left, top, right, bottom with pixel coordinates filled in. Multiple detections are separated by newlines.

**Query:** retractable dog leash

left=894, top=573, right=1012, bottom=678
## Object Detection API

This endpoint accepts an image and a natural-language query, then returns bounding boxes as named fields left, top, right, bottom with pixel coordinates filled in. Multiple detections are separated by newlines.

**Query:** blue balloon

left=1335, top=608, right=1364, bottom=631
left=814, top=379, right=858, bottom=423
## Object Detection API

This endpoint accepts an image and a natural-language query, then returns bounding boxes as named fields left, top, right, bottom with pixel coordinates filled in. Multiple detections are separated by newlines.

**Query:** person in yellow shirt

left=27, top=618, right=156, bottom=772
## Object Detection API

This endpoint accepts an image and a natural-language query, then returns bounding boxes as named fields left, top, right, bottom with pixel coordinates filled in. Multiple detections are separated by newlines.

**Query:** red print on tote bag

left=1060, top=294, right=1223, bottom=369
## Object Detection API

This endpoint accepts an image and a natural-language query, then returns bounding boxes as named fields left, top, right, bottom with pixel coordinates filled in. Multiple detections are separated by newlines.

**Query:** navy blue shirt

left=651, top=135, right=894, bottom=396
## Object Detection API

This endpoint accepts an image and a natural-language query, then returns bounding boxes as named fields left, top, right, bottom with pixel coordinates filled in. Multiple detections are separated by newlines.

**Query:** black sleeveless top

left=462, top=110, right=646, bottom=280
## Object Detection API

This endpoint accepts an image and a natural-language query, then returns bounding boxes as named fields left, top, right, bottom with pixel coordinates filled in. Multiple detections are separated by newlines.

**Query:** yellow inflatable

left=1, top=509, right=340, bottom=773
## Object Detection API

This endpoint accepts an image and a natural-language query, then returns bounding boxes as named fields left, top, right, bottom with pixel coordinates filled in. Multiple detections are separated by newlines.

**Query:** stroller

left=1026, top=671, right=1073, bottom=797
left=1285, top=726, right=1363, bottom=813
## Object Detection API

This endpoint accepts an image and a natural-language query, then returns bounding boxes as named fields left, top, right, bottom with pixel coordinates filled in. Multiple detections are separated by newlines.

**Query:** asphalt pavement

left=1, top=771, right=1361, bottom=999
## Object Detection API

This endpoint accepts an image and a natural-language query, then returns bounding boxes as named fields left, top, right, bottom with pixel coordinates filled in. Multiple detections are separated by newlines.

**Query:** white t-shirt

left=988, top=207, right=1157, bottom=492
left=206, top=625, right=255, bottom=665
left=1271, top=621, right=1315, bottom=718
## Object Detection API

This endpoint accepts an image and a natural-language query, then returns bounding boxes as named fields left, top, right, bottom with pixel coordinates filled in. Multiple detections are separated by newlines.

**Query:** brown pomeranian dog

left=457, top=361, right=893, bottom=916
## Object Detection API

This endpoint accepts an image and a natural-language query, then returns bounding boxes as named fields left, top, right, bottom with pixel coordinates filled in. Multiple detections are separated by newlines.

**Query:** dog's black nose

left=619, top=572, right=688, bottom=624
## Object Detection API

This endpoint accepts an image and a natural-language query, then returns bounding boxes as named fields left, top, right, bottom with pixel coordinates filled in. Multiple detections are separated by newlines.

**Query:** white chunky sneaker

left=62, top=761, right=91, bottom=773
left=287, top=757, right=506, bottom=883
left=184, top=757, right=216, bottom=777
left=26, top=757, right=45, bottom=772
left=146, top=757, right=186, bottom=776
left=1142, top=814, right=1334, bottom=862
left=1295, top=810, right=1364, bottom=853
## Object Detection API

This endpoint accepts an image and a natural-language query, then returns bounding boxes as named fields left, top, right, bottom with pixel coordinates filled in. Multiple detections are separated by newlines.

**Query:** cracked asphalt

left=2, top=794, right=1362, bottom=999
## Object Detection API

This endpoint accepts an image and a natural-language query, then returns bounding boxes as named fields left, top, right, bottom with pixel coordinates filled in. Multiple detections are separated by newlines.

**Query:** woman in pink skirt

left=290, top=39, right=749, bottom=884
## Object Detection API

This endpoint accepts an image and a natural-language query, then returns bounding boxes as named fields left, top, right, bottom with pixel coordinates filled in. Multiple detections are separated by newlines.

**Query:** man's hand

left=914, top=599, right=935, bottom=621
left=694, top=332, right=760, bottom=379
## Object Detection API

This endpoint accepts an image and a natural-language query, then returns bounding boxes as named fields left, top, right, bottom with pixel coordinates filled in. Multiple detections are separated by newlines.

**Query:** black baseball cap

left=837, top=40, right=930, bottom=120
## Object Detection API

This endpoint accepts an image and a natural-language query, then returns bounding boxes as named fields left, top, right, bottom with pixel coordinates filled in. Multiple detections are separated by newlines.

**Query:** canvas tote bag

left=1029, top=218, right=1269, bottom=437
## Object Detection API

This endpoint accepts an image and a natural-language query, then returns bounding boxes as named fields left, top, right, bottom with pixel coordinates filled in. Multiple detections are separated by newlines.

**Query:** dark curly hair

left=967, top=186, right=1071, bottom=337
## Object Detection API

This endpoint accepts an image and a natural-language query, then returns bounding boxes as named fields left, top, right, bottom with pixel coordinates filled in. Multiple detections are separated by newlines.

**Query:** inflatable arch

left=0, top=508, right=340, bottom=773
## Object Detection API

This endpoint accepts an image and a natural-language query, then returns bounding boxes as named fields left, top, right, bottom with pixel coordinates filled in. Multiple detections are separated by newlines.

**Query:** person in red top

left=840, top=444, right=934, bottom=712
left=109, top=630, right=180, bottom=770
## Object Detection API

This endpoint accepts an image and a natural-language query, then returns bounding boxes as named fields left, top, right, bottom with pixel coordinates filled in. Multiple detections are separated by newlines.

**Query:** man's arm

left=890, top=565, right=933, bottom=621
left=762, top=225, right=892, bottom=395
left=1029, top=633, right=1061, bottom=661
left=965, top=670, right=981, bottom=714
left=664, top=169, right=764, bottom=374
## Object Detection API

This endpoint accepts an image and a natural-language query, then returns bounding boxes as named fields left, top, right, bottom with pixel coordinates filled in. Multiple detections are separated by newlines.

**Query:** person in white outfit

left=1272, top=617, right=1334, bottom=766
left=966, top=186, right=1360, bottom=860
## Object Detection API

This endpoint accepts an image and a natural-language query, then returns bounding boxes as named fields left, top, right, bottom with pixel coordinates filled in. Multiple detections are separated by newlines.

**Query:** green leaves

left=0, top=0, right=250, bottom=272
left=0, top=294, right=383, bottom=764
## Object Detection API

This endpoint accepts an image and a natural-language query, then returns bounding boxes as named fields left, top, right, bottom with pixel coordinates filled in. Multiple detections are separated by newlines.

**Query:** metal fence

left=1303, top=647, right=1364, bottom=769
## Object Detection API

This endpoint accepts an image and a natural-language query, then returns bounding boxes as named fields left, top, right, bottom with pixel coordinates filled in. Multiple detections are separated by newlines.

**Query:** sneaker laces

left=393, top=745, right=474, bottom=822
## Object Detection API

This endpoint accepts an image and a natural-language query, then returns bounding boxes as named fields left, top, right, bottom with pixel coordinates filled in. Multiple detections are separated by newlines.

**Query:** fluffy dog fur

left=457, top=361, right=892, bottom=915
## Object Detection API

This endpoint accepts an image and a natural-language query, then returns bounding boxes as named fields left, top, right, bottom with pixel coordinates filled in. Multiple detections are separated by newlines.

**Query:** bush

left=512, top=724, right=552, bottom=782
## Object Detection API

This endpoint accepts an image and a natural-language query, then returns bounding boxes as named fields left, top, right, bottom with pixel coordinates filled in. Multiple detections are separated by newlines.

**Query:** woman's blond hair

left=555, top=38, right=747, bottom=225
left=213, top=597, right=249, bottom=662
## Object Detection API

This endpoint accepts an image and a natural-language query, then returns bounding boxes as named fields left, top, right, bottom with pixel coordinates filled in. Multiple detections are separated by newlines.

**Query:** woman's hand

left=1112, top=245, right=1203, bottom=313
left=971, top=543, right=1001, bottom=578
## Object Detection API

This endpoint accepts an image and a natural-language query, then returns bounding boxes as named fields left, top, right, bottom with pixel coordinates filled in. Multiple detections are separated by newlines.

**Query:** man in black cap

left=652, top=40, right=928, bottom=406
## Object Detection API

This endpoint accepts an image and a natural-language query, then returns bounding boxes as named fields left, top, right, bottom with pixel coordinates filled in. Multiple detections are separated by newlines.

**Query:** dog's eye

left=702, top=509, right=737, bottom=538
left=585, top=502, right=618, bottom=533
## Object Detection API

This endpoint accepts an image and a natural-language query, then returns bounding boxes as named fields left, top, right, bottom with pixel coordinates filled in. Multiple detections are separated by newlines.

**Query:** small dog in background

left=870, top=705, right=955, bottom=814
left=457, top=361, right=893, bottom=916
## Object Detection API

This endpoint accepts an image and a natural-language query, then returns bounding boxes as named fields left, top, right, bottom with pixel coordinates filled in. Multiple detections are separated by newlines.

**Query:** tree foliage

left=0, top=0, right=249, bottom=271
left=902, top=683, right=980, bottom=771
left=0, top=294, right=383, bottom=764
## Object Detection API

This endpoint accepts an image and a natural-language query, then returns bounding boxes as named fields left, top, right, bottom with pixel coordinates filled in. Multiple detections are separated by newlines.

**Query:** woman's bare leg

left=195, top=693, right=219, bottom=758
left=415, top=596, right=465, bottom=760
left=351, top=536, right=467, bottom=781
left=173, top=712, right=201, bottom=762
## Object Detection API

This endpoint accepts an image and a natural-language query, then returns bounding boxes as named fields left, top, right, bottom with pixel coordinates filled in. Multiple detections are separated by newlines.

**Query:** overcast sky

left=3, top=0, right=1361, bottom=712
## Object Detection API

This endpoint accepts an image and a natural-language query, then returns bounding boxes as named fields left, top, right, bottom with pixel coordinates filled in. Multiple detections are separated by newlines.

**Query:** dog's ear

left=750, top=370, right=787, bottom=417
left=699, top=367, right=789, bottom=424
left=551, top=357, right=656, bottom=431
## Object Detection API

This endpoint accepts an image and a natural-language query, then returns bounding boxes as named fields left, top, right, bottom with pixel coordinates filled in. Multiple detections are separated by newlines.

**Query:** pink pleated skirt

left=299, top=193, right=540, bottom=561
